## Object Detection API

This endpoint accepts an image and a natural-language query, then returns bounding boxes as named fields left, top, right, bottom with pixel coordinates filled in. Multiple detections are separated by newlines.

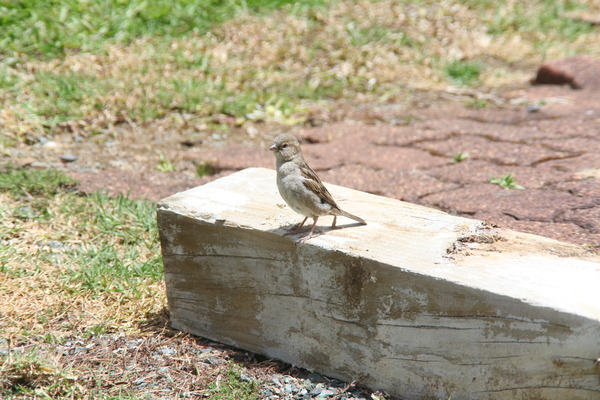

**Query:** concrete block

left=157, top=167, right=600, bottom=400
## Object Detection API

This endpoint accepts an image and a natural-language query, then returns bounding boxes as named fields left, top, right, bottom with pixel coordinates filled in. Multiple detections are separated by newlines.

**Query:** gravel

left=0, top=333, right=395, bottom=399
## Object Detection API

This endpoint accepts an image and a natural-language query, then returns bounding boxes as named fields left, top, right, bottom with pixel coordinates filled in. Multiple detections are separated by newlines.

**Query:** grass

left=451, top=152, right=470, bottom=163
left=0, top=167, right=168, bottom=397
left=0, top=168, right=164, bottom=337
left=1, top=0, right=598, bottom=145
left=489, top=173, right=525, bottom=190
left=0, top=352, right=80, bottom=399
left=480, top=0, right=594, bottom=42
left=209, top=366, right=260, bottom=400
left=0, top=167, right=77, bottom=198
left=156, top=154, right=177, bottom=172
left=0, top=0, right=330, bottom=60
left=196, top=162, right=216, bottom=178
left=444, top=60, right=481, bottom=86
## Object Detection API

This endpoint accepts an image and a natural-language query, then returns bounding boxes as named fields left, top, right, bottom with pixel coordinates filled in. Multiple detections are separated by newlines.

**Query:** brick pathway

left=182, top=72, right=600, bottom=248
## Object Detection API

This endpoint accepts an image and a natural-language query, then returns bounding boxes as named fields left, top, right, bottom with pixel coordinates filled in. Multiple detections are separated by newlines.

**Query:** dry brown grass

left=0, top=191, right=166, bottom=343
left=0, top=182, right=171, bottom=397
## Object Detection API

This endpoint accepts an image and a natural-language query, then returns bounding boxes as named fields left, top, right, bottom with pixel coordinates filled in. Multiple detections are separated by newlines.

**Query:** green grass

left=451, top=152, right=470, bottom=163
left=62, top=191, right=163, bottom=295
left=196, top=162, right=216, bottom=178
left=489, top=173, right=525, bottom=190
left=156, top=154, right=177, bottom=172
left=444, top=60, right=481, bottom=86
left=28, top=71, right=106, bottom=125
left=0, top=0, right=330, bottom=60
left=210, top=366, right=260, bottom=400
left=0, top=166, right=77, bottom=198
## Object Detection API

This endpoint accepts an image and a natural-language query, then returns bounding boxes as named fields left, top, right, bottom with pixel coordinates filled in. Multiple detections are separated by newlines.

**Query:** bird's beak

left=269, top=143, right=277, bottom=152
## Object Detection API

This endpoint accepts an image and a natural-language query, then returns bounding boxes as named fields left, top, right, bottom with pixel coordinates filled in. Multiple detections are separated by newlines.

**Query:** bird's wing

left=299, top=160, right=339, bottom=208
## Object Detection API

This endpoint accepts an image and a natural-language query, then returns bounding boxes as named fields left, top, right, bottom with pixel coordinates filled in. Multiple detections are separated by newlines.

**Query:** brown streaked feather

left=298, top=160, right=340, bottom=209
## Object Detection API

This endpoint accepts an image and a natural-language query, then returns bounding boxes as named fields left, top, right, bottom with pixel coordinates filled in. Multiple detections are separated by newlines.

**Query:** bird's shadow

left=267, top=221, right=365, bottom=241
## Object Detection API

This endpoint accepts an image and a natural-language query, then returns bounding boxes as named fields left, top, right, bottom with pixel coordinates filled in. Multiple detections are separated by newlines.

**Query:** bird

left=269, top=133, right=366, bottom=242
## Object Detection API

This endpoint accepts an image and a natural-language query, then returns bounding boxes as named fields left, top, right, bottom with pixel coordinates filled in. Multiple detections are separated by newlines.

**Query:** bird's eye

left=281, top=144, right=288, bottom=148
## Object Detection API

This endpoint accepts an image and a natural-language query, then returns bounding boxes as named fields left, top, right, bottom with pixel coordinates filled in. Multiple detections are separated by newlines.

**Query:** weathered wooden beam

left=157, top=167, right=600, bottom=400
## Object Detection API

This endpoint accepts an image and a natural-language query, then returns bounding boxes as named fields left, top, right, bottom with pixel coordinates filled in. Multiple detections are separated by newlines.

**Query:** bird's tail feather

left=338, top=209, right=367, bottom=225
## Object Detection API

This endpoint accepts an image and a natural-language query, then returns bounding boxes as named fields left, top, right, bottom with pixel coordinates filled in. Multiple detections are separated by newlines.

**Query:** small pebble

left=60, top=153, right=78, bottom=163
left=271, top=377, right=282, bottom=387
left=284, top=384, right=296, bottom=393
left=70, top=346, right=88, bottom=355
left=317, top=389, right=336, bottom=398
left=202, top=356, right=219, bottom=365
left=309, top=386, right=324, bottom=396
left=43, top=141, right=59, bottom=148
left=159, top=346, right=176, bottom=356
left=307, top=372, right=327, bottom=383
left=330, top=379, right=345, bottom=387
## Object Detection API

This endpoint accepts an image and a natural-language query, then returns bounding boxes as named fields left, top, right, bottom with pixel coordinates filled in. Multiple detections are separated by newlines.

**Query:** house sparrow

left=269, top=133, right=366, bottom=242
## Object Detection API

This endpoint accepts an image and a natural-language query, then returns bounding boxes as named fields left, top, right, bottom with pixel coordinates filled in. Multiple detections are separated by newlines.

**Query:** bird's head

left=269, top=133, right=302, bottom=162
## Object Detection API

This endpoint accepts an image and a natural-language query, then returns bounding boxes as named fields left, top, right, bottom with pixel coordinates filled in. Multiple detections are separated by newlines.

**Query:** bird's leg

left=284, top=217, right=308, bottom=235
left=331, top=215, right=337, bottom=228
left=298, top=217, right=321, bottom=242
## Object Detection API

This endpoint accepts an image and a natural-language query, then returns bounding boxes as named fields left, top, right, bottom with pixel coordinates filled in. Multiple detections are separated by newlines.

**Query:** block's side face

left=157, top=208, right=297, bottom=348
left=256, top=249, right=600, bottom=400
left=364, top=273, right=600, bottom=400
left=158, top=208, right=600, bottom=400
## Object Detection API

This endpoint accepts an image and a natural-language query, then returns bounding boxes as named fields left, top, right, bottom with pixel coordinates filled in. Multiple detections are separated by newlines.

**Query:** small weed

left=466, top=98, right=488, bottom=109
left=244, top=97, right=308, bottom=126
left=196, top=162, right=215, bottom=178
left=156, top=154, right=177, bottom=172
left=444, top=60, right=481, bottom=86
left=452, top=152, right=470, bottom=163
left=489, top=173, right=525, bottom=189
left=209, top=366, right=260, bottom=400
left=84, top=323, right=111, bottom=337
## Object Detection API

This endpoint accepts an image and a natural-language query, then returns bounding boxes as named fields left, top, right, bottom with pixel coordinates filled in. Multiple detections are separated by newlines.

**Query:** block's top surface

left=158, top=168, right=600, bottom=321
